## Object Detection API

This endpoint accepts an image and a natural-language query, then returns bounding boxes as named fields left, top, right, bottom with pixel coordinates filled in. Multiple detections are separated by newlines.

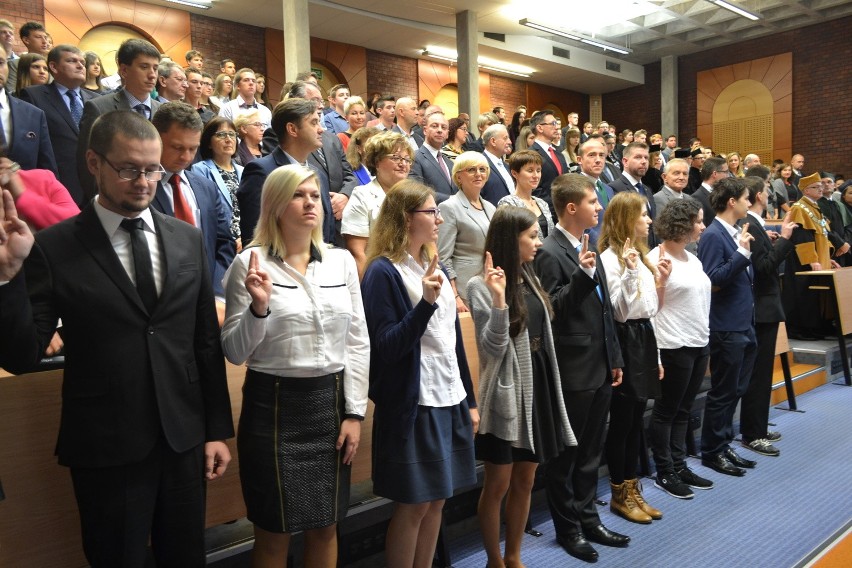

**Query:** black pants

left=605, top=395, right=646, bottom=484
left=70, top=439, right=207, bottom=568
left=650, top=346, right=710, bottom=474
left=701, top=329, right=758, bottom=457
left=740, top=322, right=779, bottom=442
left=545, top=379, right=611, bottom=536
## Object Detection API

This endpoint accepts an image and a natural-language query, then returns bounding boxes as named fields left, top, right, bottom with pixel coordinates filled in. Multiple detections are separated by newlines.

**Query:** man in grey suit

left=77, top=39, right=162, bottom=201
left=410, top=110, right=456, bottom=202
left=653, top=158, right=693, bottom=218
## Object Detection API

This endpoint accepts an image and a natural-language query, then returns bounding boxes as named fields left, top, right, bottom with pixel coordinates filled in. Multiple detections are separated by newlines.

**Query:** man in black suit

left=608, top=141, right=658, bottom=247
left=20, top=44, right=96, bottom=206
left=530, top=110, right=568, bottom=214
left=239, top=97, right=327, bottom=243
left=534, top=174, right=627, bottom=563
left=150, top=102, right=235, bottom=300
left=77, top=38, right=162, bottom=201
left=0, top=110, right=233, bottom=567
left=739, top=170, right=794, bottom=457
left=480, top=123, right=513, bottom=206
left=0, top=45, right=58, bottom=175
left=691, top=156, right=729, bottom=227
left=410, top=110, right=456, bottom=203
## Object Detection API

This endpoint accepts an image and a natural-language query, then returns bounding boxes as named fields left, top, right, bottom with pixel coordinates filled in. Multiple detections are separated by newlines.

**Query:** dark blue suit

left=152, top=171, right=235, bottom=297
left=697, top=218, right=757, bottom=457
left=19, top=83, right=98, bottom=206
left=480, top=152, right=512, bottom=207
left=5, top=94, right=58, bottom=174
left=608, top=173, right=658, bottom=247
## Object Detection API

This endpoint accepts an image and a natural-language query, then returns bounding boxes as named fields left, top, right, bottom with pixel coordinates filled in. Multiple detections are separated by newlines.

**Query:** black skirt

left=615, top=319, right=660, bottom=400
left=238, top=369, right=350, bottom=533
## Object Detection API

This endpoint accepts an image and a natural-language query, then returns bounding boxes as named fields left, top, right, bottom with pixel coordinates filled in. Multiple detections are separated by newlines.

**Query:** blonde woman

left=222, top=164, right=368, bottom=568
left=726, top=152, right=744, bottom=178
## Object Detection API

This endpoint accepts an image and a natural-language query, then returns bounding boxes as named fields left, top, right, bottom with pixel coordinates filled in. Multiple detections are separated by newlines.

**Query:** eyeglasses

left=463, top=166, right=489, bottom=175
left=95, top=152, right=166, bottom=182
left=541, top=121, right=559, bottom=127
left=715, top=169, right=732, bottom=177
left=385, top=155, right=413, bottom=166
left=214, top=131, right=238, bottom=139
left=412, top=208, right=442, bottom=219
left=247, top=122, right=268, bottom=129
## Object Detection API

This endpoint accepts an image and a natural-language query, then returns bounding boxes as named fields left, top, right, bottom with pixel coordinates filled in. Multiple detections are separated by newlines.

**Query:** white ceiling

left=152, top=0, right=852, bottom=93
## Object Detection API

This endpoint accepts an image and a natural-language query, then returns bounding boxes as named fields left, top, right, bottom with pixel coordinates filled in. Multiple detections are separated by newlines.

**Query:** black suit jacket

left=19, top=83, right=98, bottom=206
left=5, top=94, right=58, bottom=174
left=151, top=171, right=235, bottom=297
left=531, top=142, right=568, bottom=213
left=743, top=215, right=793, bottom=323
left=410, top=144, right=457, bottom=203
left=76, top=90, right=162, bottom=201
left=534, top=228, right=624, bottom=391
left=692, top=184, right=716, bottom=227
left=0, top=205, right=234, bottom=468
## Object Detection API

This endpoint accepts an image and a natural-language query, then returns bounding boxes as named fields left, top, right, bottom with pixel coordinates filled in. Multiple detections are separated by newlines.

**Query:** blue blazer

left=19, top=84, right=98, bottom=206
left=361, top=256, right=476, bottom=446
left=480, top=153, right=512, bottom=207
left=697, top=218, right=755, bottom=332
left=151, top=170, right=236, bottom=297
left=6, top=94, right=58, bottom=175
left=190, top=159, right=243, bottom=222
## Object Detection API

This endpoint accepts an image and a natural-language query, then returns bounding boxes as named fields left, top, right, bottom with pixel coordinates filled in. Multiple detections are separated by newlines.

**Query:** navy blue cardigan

left=361, top=256, right=477, bottom=444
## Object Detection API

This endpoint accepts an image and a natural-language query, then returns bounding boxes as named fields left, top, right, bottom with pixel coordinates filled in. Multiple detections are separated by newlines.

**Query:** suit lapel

left=47, top=84, right=79, bottom=134
left=152, top=210, right=178, bottom=308
left=73, top=205, right=149, bottom=314
left=152, top=181, right=174, bottom=216
left=457, top=193, right=490, bottom=238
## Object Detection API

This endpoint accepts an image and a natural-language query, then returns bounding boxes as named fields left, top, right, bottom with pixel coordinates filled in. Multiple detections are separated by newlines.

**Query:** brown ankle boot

left=626, top=478, right=662, bottom=520
left=610, top=481, right=652, bottom=524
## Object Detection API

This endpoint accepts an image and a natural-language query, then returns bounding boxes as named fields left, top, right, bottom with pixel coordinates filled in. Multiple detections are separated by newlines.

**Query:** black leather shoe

left=702, top=453, right=745, bottom=476
left=556, top=533, right=598, bottom=562
left=583, top=523, right=630, bottom=548
left=725, top=448, right=757, bottom=468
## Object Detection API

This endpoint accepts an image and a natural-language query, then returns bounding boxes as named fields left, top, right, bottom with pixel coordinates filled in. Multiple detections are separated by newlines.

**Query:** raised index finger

left=624, top=237, right=632, bottom=251
left=659, top=242, right=666, bottom=258
left=425, top=253, right=439, bottom=276
left=484, top=251, right=493, bottom=272
left=581, top=233, right=589, bottom=255
left=249, top=249, right=258, bottom=271
left=741, top=222, right=750, bottom=235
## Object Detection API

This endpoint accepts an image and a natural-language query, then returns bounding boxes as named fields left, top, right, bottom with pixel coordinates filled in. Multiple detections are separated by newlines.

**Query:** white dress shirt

left=341, top=179, right=385, bottom=237
left=219, top=94, right=272, bottom=126
left=393, top=254, right=466, bottom=407
left=0, top=89, right=12, bottom=143
left=162, top=171, right=201, bottom=228
left=93, top=197, right=164, bottom=296
left=600, top=248, right=659, bottom=323
left=484, top=149, right=514, bottom=190
left=555, top=224, right=596, bottom=279
left=221, top=246, right=370, bottom=417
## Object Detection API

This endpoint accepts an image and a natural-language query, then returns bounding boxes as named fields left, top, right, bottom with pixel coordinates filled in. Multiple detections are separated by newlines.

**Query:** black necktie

left=120, top=218, right=158, bottom=313
left=133, top=103, right=148, bottom=120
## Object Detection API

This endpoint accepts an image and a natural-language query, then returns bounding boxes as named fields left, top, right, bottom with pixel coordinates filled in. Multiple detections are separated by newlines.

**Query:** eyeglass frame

left=94, top=151, right=167, bottom=182
left=411, top=207, right=442, bottom=219
left=462, top=166, right=489, bottom=175
left=384, top=154, right=413, bottom=166
left=214, top=130, right=238, bottom=140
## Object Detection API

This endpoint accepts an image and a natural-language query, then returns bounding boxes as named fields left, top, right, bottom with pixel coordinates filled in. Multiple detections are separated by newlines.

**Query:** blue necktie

left=67, top=90, right=82, bottom=126
left=576, top=243, right=603, bottom=302
left=133, top=103, right=149, bottom=120
left=635, top=181, right=648, bottom=197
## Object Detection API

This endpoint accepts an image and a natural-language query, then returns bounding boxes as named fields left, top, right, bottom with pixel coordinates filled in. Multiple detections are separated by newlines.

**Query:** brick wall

left=2, top=0, right=45, bottom=55
left=601, top=61, right=661, bottom=136
left=189, top=13, right=266, bottom=80
left=678, top=15, right=851, bottom=173
left=366, top=49, right=418, bottom=98
left=489, top=75, right=526, bottom=115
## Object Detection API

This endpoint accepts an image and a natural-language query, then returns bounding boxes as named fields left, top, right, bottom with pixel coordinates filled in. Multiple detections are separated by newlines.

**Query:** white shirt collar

left=715, top=215, right=740, bottom=238
left=93, top=197, right=157, bottom=238
left=747, top=210, right=765, bottom=227
left=555, top=223, right=582, bottom=249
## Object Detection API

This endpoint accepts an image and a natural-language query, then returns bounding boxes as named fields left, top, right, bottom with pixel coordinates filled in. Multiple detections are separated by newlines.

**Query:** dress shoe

left=583, top=523, right=630, bottom=548
left=556, top=533, right=598, bottom=562
left=701, top=453, right=745, bottom=476
left=725, top=447, right=757, bottom=468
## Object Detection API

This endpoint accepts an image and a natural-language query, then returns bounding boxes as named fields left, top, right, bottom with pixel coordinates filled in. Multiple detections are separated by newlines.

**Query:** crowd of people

left=0, top=19, right=850, bottom=568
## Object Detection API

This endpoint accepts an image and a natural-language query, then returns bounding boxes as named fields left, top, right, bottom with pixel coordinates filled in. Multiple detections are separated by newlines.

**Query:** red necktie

left=170, top=174, right=196, bottom=226
left=548, top=146, right=563, bottom=175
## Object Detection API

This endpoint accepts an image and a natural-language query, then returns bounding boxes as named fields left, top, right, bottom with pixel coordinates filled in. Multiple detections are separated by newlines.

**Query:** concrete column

left=283, top=0, right=311, bottom=82
left=456, top=11, right=479, bottom=118
left=660, top=55, right=678, bottom=140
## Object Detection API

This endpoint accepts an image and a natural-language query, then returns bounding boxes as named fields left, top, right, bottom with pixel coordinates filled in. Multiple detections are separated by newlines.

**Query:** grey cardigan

left=467, top=275, right=576, bottom=453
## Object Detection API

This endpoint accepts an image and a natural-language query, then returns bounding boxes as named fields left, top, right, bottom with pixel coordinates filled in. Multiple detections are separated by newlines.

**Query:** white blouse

left=221, top=246, right=370, bottom=417
left=600, top=248, right=659, bottom=323
left=341, top=179, right=385, bottom=238
left=647, top=247, right=711, bottom=349
left=393, top=254, right=467, bottom=408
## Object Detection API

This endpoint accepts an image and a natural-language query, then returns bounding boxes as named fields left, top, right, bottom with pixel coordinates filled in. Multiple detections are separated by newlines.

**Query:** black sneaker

left=676, top=466, right=714, bottom=490
left=765, top=430, right=782, bottom=442
left=742, top=438, right=780, bottom=457
left=654, top=472, right=694, bottom=499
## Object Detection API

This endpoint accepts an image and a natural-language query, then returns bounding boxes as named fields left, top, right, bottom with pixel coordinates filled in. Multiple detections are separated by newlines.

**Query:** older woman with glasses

left=438, top=151, right=496, bottom=312
left=342, top=131, right=412, bottom=276
left=192, top=117, right=244, bottom=250
left=234, top=110, right=266, bottom=166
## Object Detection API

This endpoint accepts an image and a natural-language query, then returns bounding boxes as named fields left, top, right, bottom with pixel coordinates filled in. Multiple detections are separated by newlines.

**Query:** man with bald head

left=393, top=96, right=420, bottom=151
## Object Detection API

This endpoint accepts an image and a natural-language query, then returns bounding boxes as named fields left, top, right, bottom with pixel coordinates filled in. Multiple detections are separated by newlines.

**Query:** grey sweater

left=467, top=275, right=576, bottom=453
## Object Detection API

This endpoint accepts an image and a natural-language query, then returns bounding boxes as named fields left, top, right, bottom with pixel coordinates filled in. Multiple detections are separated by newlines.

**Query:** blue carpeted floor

left=447, top=382, right=852, bottom=567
